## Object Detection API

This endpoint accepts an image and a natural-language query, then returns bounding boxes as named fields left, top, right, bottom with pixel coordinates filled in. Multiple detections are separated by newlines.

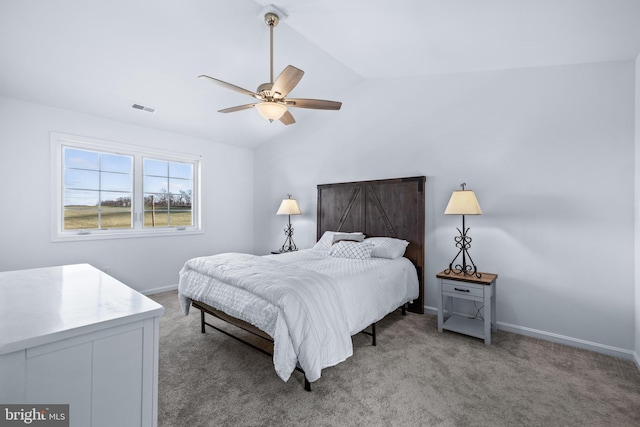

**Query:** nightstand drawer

left=442, top=281, right=484, bottom=298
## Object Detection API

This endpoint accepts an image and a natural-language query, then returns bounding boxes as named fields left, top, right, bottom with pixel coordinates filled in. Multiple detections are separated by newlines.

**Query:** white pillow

left=313, top=231, right=365, bottom=251
left=328, top=241, right=374, bottom=260
left=364, top=237, right=409, bottom=259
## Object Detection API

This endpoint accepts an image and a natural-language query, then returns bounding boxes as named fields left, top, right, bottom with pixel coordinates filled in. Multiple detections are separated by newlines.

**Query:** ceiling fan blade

left=271, top=66, right=304, bottom=98
left=198, top=75, right=261, bottom=99
left=218, top=103, right=257, bottom=113
left=285, top=98, right=342, bottom=110
left=279, top=110, right=296, bottom=125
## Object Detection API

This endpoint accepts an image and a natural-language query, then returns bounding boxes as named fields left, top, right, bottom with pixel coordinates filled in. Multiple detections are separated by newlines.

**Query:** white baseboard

left=142, top=283, right=178, bottom=296
left=497, top=321, right=635, bottom=361
left=424, top=305, right=636, bottom=363
left=424, top=306, right=438, bottom=316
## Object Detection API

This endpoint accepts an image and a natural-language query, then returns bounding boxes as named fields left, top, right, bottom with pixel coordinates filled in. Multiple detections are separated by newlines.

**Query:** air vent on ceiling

left=132, top=103, right=156, bottom=113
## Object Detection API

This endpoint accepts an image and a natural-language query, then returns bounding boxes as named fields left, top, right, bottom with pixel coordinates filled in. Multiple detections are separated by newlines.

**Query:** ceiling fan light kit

left=255, top=101, right=287, bottom=121
left=198, top=10, right=341, bottom=125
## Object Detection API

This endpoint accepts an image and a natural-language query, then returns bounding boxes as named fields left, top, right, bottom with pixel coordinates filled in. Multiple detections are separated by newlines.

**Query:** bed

left=178, top=176, right=425, bottom=390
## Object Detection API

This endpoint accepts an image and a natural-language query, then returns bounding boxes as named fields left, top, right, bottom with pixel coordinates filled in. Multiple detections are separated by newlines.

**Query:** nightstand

left=436, top=270, right=498, bottom=345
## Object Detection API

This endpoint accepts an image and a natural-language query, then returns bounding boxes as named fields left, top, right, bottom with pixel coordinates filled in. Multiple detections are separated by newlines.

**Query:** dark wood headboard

left=317, top=176, right=426, bottom=314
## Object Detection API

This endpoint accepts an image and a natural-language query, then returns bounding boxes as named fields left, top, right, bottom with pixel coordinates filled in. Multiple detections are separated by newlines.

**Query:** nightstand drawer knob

left=454, top=287, right=470, bottom=293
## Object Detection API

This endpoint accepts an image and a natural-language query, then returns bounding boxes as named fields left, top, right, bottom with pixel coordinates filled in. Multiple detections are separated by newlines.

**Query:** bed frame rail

left=192, top=300, right=312, bottom=391
left=191, top=300, right=406, bottom=391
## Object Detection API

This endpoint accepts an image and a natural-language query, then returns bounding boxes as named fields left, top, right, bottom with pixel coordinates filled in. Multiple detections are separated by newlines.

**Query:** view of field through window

left=63, top=147, right=193, bottom=230
left=64, top=147, right=133, bottom=230
left=143, top=158, right=193, bottom=228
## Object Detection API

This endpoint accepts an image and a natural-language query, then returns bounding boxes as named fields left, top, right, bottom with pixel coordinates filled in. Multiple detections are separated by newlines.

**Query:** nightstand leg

left=437, top=278, right=443, bottom=332
left=484, top=288, right=491, bottom=345
left=492, top=282, right=497, bottom=333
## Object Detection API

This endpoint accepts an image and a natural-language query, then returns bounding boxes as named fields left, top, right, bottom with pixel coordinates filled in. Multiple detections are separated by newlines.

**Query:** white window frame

left=51, top=132, right=202, bottom=242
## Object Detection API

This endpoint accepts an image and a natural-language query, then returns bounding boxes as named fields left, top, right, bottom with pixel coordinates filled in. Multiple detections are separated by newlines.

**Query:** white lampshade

left=255, top=102, right=287, bottom=121
left=444, top=190, right=482, bottom=215
left=276, top=197, right=301, bottom=215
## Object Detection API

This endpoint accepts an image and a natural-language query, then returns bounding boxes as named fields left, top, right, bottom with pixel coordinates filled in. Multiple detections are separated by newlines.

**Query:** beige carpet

left=150, top=291, right=640, bottom=427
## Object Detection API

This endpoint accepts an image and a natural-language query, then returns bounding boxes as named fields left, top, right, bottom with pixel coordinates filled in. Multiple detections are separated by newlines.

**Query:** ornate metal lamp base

left=279, top=218, right=297, bottom=252
left=444, top=215, right=482, bottom=278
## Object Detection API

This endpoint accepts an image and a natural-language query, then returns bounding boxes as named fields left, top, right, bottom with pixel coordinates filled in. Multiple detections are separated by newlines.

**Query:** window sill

left=51, top=227, right=204, bottom=242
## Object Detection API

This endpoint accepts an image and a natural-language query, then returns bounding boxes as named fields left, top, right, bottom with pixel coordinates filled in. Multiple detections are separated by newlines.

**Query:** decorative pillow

left=328, top=241, right=374, bottom=260
left=331, top=232, right=365, bottom=245
left=313, top=231, right=365, bottom=251
left=364, top=237, right=410, bottom=259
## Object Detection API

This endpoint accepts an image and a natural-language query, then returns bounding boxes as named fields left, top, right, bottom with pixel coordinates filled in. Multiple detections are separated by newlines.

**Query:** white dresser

left=0, top=264, right=164, bottom=427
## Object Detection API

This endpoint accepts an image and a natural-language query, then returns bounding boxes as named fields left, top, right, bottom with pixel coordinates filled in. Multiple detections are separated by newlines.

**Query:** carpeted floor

left=150, top=291, right=640, bottom=427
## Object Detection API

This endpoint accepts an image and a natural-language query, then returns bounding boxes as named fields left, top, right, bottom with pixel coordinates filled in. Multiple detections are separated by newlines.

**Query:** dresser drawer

left=442, top=281, right=484, bottom=298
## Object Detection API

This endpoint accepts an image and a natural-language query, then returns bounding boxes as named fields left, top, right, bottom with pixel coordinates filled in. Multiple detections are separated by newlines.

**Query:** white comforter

left=264, top=249, right=419, bottom=335
left=178, top=253, right=353, bottom=382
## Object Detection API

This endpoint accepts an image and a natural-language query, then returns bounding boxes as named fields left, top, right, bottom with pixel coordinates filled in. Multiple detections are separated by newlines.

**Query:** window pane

left=99, top=208, right=132, bottom=229
left=102, top=153, right=132, bottom=174
left=144, top=193, right=168, bottom=209
left=144, top=158, right=168, bottom=176
left=65, top=169, right=99, bottom=190
left=168, top=177, right=192, bottom=194
left=64, top=189, right=98, bottom=207
left=144, top=176, right=168, bottom=194
left=169, top=191, right=192, bottom=208
left=64, top=206, right=99, bottom=230
left=170, top=209, right=192, bottom=226
left=169, top=162, right=192, bottom=179
left=144, top=210, right=169, bottom=227
left=101, top=192, right=132, bottom=207
left=64, top=148, right=99, bottom=170
left=100, top=193, right=132, bottom=229
left=101, top=171, right=132, bottom=192
left=64, top=188, right=98, bottom=229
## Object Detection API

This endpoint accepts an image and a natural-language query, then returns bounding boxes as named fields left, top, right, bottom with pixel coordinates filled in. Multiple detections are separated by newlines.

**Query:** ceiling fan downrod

left=265, top=12, right=279, bottom=84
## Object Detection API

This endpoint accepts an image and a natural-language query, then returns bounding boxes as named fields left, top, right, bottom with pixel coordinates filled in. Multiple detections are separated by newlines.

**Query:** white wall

left=255, top=61, right=636, bottom=356
left=0, top=97, right=255, bottom=294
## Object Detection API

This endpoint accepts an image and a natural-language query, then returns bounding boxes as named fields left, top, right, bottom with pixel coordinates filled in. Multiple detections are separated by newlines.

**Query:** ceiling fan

left=198, top=12, right=342, bottom=125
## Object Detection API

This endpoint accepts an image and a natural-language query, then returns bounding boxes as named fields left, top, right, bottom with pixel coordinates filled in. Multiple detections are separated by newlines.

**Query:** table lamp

left=444, top=183, right=482, bottom=278
left=276, top=194, right=301, bottom=252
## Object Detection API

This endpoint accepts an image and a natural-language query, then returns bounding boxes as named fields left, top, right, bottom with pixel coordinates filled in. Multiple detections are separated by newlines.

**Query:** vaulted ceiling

left=2, top=0, right=639, bottom=148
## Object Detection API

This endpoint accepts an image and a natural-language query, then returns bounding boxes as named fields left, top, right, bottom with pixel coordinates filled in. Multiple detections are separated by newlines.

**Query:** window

left=143, top=158, right=193, bottom=228
left=51, top=133, right=201, bottom=241
left=63, top=148, right=134, bottom=230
